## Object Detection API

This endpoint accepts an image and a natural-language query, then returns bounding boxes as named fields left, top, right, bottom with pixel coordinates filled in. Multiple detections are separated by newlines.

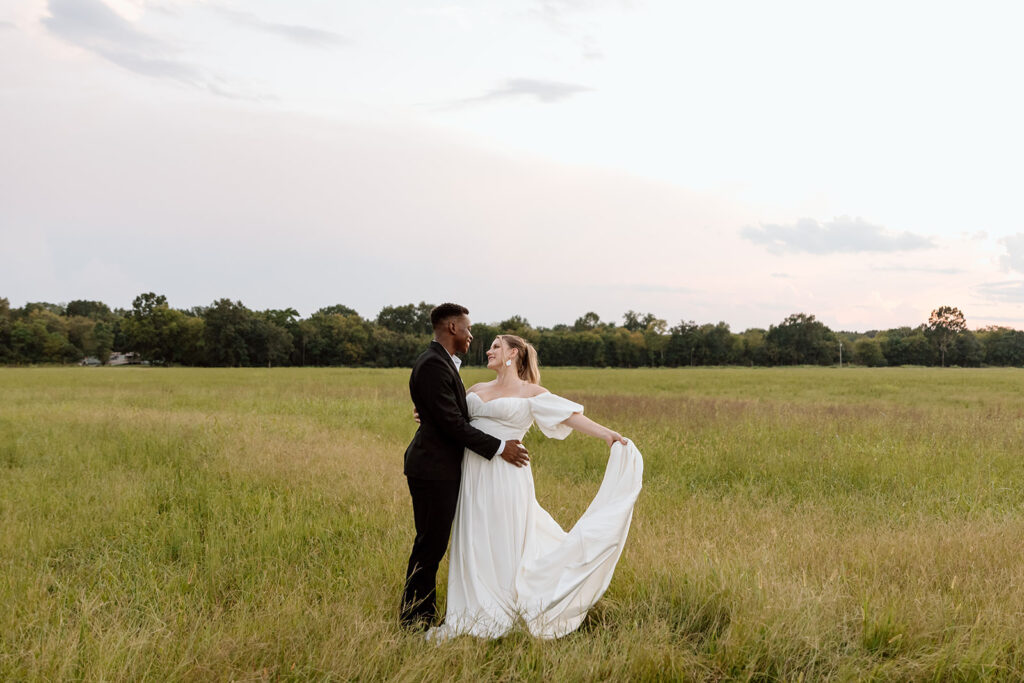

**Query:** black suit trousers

left=400, top=476, right=460, bottom=626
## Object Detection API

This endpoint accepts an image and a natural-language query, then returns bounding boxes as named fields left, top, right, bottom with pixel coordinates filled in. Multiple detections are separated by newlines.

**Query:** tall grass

left=3, top=367, right=1024, bottom=680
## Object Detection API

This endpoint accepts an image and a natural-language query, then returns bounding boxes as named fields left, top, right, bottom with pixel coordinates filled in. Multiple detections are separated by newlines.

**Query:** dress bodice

left=467, top=391, right=584, bottom=441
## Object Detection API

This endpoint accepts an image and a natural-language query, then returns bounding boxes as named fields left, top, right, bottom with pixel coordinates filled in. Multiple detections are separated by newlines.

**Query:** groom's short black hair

left=431, top=303, right=469, bottom=331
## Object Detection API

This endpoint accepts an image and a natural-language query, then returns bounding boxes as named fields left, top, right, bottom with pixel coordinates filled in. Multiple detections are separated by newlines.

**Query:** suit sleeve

left=414, top=358, right=501, bottom=459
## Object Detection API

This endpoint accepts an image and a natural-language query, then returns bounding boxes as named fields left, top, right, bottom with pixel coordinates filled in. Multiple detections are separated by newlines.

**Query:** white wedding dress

left=428, top=391, right=644, bottom=641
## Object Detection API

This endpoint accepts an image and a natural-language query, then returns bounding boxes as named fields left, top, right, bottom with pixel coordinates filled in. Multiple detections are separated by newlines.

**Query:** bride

left=427, top=334, right=643, bottom=641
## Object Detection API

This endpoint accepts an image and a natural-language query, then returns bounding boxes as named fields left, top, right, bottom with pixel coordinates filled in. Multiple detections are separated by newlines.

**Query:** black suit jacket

left=403, top=341, right=501, bottom=481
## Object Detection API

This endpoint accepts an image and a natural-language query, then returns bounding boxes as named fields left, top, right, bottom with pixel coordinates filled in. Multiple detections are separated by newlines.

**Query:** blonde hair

left=498, top=334, right=541, bottom=384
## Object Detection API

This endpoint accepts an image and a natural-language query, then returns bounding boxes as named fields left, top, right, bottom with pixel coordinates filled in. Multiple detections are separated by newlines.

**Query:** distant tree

left=666, top=320, right=700, bottom=366
left=8, top=320, right=43, bottom=362
left=250, top=317, right=293, bottom=368
left=738, top=328, right=768, bottom=366
left=927, top=305, right=967, bottom=367
left=497, top=316, right=531, bottom=335
left=203, top=299, right=254, bottom=367
left=377, top=302, right=433, bottom=335
left=294, top=319, right=317, bottom=366
left=23, top=302, right=65, bottom=316
left=262, top=308, right=300, bottom=329
left=979, top=326, right=1024, bottom=366
left=466, top=322, right=499, bottom=366
left=537, top=329, right=574, bottom=366
left=369, top=327, right=425, bottom=367
left=0, top=298, right=11, bottom=363
left=605, top=327, right=646, bottom=367
left=573, top=312, right=602, bottom=331
left=643, top=317, right=669, bottom=366
left=697, top=322, right=734, bottom=365
left=66, top=316, right=98, bottom=358
left=172, top=316, right=206, bottom=366
left=764, top=313, right=836, bottom=365
left=93, top=320, right=115, bottom=364
left=951, top=330, right=983, bottom=367
left=622, top=310, right=659, bottom=333
left=122, top=293, right=178, bottom=363
left=877, top=326, right=931, bottom=366
left=251, top=309, right=298, bottom=367
left=316, top=304, right=360, bottom=318
left=65, top=300, right=112, bottom=319
left=305, top=311, right=372, bottom=365
left=853, top=338, right=886, bottom=366
left=10, top=309, right=78, bottom=363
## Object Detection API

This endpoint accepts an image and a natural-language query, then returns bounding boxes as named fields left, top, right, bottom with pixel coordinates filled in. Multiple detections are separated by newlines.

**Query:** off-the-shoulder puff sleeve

left=529, top=392, right=583, bottom=439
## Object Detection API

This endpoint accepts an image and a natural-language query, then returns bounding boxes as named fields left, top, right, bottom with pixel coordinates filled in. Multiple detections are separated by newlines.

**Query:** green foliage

left=122, top=292, right=200, bottom=365
left=853, top=338, right=886, bottom=367
left=978, top=327, right=1024, bottom=366
left=573, top=311, right=602, bottom=331
left=204, top=299, right=256, bottom=367
left=0, top=296, right=1015, bottom=370
left=303, top=311, right=373, bottom=366
left=497, top=315, right=532, bottom=334
left=22, top=301, right=66, bottom=316
left=0, top=297, right=11, bottom=362
left=316, top=304, right=360, bottom=317
left=376, top=302, right=432, bottom=335
left=928, top=305, right=968, bottom=367
left=65, top=300, right=113, bottom=319
left=622, top=310, right=659, bottom=332
left=765, top=313, right=837, bottom=365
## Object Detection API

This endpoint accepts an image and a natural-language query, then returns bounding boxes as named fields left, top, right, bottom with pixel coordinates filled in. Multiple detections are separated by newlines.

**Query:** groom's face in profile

left=451, top=314, right=473, bottom=354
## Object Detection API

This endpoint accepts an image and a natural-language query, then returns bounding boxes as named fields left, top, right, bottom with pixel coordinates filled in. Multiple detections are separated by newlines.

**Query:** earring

left=505, top=359, right=512, bottom=367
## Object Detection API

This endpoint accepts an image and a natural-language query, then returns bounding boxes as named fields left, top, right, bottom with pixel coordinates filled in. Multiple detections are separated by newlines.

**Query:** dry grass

left=3, top=366, right=1024, bottom=680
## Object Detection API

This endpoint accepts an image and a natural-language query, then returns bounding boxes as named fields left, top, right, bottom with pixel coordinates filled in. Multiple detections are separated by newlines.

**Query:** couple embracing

left=400, top=303, right=644, bottom=640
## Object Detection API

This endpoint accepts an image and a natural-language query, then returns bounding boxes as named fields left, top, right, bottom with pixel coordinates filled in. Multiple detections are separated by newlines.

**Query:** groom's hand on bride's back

left=501, top=440, right=529, bottom=467
left=412, top=408, right=528, bottom=466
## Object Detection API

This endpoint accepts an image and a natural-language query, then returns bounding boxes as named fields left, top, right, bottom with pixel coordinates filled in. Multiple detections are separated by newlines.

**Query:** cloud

left=444, top=78, right=592, bottom=109
left=213, top=7, right=349, bottom=47
left=975, top=280, right=1024, bottom=304
left=534, top=0, right=632, bottom=21
left=618, top=283, right=697, bottom=295
left=999, top=233, right=1024, bottom=272
left=581, top=34, right=603, bottom=60
left=870, top=265, right=964, bottom=275
left=975, top=315, right=1024, bottom=325
left=530, top=1, right=619, bottom=59
left=0, top=20, right=17, bottom=30
left=409, top=7, right=473, bottom=31
left=741, top=217, right=934, bottom=254
left=42, top=0, right=250, bottom=98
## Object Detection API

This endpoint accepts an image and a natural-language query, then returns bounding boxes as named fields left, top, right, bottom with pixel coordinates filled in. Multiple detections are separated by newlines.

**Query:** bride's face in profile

left=485, top=337, right=516, bottom=372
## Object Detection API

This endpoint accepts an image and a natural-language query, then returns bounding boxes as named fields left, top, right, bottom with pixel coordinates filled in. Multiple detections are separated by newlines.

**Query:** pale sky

left=3, top=0, right=1024, bottom=331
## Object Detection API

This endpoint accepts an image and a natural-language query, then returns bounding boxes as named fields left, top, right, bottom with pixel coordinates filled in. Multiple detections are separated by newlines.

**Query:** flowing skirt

left=428, top=440, right=643, bottom=640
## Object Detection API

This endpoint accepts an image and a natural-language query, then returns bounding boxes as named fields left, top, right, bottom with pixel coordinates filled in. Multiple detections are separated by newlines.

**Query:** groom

left=400, top=303, right=530, bottom=629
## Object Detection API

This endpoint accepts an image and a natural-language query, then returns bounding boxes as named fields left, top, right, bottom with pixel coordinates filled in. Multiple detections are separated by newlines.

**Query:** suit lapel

left=430, top=341, right=460, bottom=376
left=430, top=341, right=468, bottom=415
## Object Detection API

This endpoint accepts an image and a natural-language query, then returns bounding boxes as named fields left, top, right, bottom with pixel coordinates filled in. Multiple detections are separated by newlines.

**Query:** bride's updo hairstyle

left=498, top=334, right=541, bottom=385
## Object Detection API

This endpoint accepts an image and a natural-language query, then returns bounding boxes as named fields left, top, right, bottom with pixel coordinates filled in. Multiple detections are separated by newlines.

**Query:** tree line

left=3, top=295, right=1024, bottom=368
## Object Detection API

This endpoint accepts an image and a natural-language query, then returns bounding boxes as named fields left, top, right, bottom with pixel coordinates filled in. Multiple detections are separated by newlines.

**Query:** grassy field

left=3, top=366, right=1024, bottom=680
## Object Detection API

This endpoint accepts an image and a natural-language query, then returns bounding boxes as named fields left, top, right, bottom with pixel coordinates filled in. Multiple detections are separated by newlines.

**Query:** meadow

left=3, top=366, right=1024, bottom=681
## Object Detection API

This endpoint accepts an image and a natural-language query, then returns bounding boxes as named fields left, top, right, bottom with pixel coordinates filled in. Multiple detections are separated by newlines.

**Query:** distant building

left=108, top=352, right=143, bottom=366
